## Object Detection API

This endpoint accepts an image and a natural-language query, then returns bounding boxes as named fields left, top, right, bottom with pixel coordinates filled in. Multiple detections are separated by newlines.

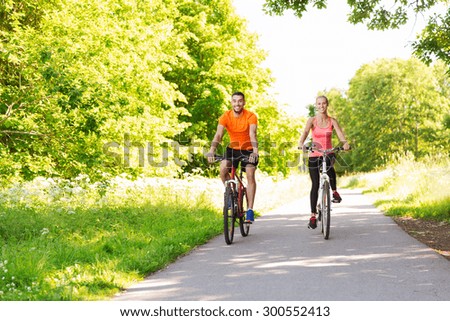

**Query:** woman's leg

left=327, top=156, right=337, bottom=191
left=308, top=157, right=320, bottom=214
left=327, top=154, right=342, bottom=202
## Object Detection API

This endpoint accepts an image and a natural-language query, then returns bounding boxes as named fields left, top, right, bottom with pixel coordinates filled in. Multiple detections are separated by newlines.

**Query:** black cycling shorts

left=225, top=147, right=258, bottom=171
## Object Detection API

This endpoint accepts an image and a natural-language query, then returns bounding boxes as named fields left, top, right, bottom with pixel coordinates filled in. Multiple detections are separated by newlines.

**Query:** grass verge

left=0, top=172, right=307, bottom=300
left=341, top=154, right=450, bottom=223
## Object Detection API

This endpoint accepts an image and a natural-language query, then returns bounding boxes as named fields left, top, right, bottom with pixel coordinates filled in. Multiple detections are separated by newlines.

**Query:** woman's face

left=316, top=97, right=328, bottom=114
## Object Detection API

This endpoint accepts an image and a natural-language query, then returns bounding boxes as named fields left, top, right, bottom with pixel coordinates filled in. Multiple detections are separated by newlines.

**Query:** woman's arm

left=298, top=117, right=314, bottom=149
left=331, top=118, right=350, bottom=150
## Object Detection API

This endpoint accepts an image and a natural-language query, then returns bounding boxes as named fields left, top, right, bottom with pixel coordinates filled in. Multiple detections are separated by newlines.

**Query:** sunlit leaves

left=413, top=10, right=450, bottom=66
left=0, top=0, right=279, bottom=180
left=263, top=0, right=327, bottom=18
left=329, top=58, right=449, bottom=171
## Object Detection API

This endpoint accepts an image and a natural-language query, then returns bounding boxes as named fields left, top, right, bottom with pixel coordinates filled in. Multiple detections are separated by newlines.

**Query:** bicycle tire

left=223, top=186, right=236, bottom=245
left=322, top=181, right=331, bottom=239
left=239, top=188, right=250, bottom=237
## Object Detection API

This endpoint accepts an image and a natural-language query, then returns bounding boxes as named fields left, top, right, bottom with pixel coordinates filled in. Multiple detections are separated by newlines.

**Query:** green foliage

left=0, top=175, right=223, bottom=300
left=342, top=154, right=450, bottom=223
left=256, top=99, right=304, bottom=176
left=263, top=0, right=327, bottom=18
left=1, top=0, right=189, bottom=180
left=0, top=172, right=307, bottom=300
left=328, top=58, right=450, bottom=172
left=0, top=0, right=285, bottom=181
left=413, top=9, right=450, bottom=68
left=162, top=0, right=276, bottom=174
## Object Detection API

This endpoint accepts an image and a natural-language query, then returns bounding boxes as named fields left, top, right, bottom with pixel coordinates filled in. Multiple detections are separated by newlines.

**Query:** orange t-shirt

left=219, top=109, right=257, bottom=150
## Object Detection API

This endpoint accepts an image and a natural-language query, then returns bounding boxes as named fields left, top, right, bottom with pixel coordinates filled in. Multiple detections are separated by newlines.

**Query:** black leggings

left=308, top=155, right=337, bottom=214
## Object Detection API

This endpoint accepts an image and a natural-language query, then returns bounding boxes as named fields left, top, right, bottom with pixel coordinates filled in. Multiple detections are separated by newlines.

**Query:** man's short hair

left=231, top=91, right=245, bottom=100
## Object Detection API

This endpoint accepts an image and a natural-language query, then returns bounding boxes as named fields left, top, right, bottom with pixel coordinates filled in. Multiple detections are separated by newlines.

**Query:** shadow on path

left=114, top=190, right=450, bottom=301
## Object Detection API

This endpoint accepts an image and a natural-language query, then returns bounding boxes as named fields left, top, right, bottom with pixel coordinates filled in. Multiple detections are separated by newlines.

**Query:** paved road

left=113, top=189, right=450, bottom=301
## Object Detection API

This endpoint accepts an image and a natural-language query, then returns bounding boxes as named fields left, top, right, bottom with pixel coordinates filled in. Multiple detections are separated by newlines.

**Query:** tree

left=1, top=0, right=190, bottom=180
left=163, top=0, right=272, bottom=165
left=1, top=0, right=285, bottom=181
left=262, top=0, right=450, bottom=69
left=328, top=58, right=449, bottom=171
left=160, top=0, right=279, bottom=174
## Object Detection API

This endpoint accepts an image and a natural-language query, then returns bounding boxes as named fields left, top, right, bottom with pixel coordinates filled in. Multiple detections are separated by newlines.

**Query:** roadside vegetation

left=0, top=172, right=308, bottom=300
left=341, top=154, right=450, bottom=223
left=2, top=153, right=448, bottom=301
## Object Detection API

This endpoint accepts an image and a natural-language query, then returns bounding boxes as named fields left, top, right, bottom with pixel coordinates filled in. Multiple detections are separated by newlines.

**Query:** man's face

left=231, top=94, right=245, bottom=114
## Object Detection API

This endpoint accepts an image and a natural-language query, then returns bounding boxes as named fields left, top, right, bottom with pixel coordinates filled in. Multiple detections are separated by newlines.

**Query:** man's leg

left=219, top=159, right=231, bottom=184
left=245, top=165, right=256, bottom=209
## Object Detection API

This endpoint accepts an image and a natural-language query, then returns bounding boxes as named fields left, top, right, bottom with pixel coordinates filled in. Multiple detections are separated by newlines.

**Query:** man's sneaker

left=332, top=191, right=342, bottom=203
left=245, top=209, right=254, bottom=223
left=308, top=216, right=317, bottom=229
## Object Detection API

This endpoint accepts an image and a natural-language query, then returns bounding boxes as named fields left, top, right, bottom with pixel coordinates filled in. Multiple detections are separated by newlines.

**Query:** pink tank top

left=310, top=117, right=333, bottom=157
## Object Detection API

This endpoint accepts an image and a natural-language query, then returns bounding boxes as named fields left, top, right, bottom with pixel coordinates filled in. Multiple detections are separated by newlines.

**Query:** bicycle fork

left=317, top=174, right=330, bottom=215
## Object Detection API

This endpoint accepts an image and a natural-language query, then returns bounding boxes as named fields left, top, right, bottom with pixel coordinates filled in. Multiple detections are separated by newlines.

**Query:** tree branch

left=1, top=130, right=46, bottom=136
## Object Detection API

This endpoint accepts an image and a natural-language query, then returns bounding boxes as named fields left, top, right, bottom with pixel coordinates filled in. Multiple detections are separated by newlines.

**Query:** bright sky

left=232, top=0, right=432, bottom=116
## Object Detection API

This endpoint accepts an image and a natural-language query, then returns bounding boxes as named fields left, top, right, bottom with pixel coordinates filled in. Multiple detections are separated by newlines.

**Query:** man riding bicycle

left=207, top=92, right=259, bottom=222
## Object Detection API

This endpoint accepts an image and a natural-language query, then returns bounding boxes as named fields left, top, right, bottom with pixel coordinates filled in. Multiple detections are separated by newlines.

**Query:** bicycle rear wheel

left=321, top=181, right=331, bottom=239
left=223, top=186, right=236, bottom=245
left=239, top=188, right=250, bottom=237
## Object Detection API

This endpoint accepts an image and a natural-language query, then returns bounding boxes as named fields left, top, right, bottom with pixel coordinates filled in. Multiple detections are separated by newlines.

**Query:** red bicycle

left=214, top=155, right=250, bottom=245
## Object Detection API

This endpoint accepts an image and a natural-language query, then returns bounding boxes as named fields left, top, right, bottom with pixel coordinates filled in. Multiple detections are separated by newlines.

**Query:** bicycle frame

left=316, top=150, right=332, bottom=213
left=306, top=145, right=343, bottom=239
left=225, top=166, right=246, bottom=216
left=215, top=155, right=250, bottom=244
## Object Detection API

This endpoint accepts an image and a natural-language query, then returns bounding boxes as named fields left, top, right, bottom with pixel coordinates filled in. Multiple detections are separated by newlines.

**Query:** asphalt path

left=113, top=189, right=450, bottom=301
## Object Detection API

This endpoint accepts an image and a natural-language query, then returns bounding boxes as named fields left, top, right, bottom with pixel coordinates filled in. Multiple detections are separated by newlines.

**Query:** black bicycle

left=214, top=155, right=250, bottom=245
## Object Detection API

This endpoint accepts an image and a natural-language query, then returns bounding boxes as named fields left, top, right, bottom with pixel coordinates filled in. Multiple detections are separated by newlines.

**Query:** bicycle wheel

left=321, top=181, right=331, bottom=239
left=223, top=186, right=236, bottom=245
left=239, top=188, right=250, bottom=237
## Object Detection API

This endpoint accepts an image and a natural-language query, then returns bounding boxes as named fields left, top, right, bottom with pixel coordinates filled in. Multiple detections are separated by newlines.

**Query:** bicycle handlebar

left=211, top=154, right=250, bottom=163
left=304, top=145, right=349, bottom=154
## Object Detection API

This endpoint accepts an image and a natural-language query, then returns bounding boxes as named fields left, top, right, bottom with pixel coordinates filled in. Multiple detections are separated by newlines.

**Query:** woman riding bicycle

left=298, top=95, right=350, bottom=229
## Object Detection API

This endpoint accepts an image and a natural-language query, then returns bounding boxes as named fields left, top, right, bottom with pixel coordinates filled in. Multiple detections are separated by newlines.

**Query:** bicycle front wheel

left=223, top=186, right=236, bottom=245
left=321, top=181, right=331, bottom=239
left=239, top=188, right=250, bottom=237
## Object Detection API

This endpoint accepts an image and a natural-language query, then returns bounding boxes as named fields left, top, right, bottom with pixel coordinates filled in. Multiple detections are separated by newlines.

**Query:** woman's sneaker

left=308, top=216, right=317, bottom=229
left=332, top=191, right=342, bottom=203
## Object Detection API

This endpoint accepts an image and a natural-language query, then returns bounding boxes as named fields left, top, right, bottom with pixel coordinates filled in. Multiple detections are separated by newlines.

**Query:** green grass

left=341, top=154, right=450, bottom=223
left=0, top=172, right=306, bottom=300
left=2, top=156, right=448, bottom=301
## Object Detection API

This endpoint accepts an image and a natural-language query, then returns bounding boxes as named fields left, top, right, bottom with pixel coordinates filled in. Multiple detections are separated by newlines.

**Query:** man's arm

left=207, top=124, right=225, bottom=162
left=249, top=123, right=258, bottom=163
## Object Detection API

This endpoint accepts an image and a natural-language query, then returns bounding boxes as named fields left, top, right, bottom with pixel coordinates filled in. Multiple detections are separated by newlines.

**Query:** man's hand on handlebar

left=206, top=152, right=216, bottom=164
left=248, top=152, right=259, bottom=164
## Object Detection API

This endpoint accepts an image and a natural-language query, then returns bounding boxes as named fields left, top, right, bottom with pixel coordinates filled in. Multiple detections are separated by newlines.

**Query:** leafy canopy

left=327, top=58, right=450, bottom=172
